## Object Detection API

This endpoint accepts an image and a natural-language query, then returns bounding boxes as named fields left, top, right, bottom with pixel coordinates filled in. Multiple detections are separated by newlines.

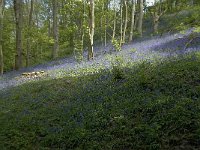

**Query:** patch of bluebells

left=0, top=28, right=200, bottom=91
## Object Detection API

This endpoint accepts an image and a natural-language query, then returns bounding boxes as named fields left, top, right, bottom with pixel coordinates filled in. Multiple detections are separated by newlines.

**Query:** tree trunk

left=120, top=0, right=123, bottom=47
left=112, top=2, right=116, bottom=39
left=104, top=2, right=107, bottom=47
left=47, top=5, right=51, bottom=37
left=0, top=0, right=4, bottom=75
left=52, top=0, right=59, bottom=59
left=88, top=0, right=94, bottom=60
left=153, top=13, right=159, bottom=34
left=137, top=0, right=144, bottom=37
left=129, top=0, right=135, bottom=42
left=14, top=0, right=23, bottom=70
left=122, top=0, right=128, bottom=43
left=26, top=0, right=33, bottom=67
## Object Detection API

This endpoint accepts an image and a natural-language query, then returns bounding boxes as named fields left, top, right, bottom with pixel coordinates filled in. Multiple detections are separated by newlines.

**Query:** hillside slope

left=0, top=29, right=200, bottom=91
left=0, top=28, right=200, bottom=149
left=1, top=52, right=200, bottom=149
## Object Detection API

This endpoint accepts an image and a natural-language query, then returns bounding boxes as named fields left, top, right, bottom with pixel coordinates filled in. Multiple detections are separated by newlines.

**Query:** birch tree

left=0, top=0, right=4, bottom=74
left=88, top=0, right=94, bottom=60
left=120, top=0, right=123, bottom=47
left=122, top=0, right=128, bottom=43
left=129, top=0, right=136, bottom=42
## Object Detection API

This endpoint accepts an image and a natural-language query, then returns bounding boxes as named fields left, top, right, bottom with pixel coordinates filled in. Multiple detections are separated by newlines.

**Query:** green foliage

left=1, top=53, right=200, bottom=149
left=160, top=6, right=200, bottom=33
left=111, top=38, right=121, bottom=51
left=130, top=48, right=137, bottom=53
left=111, top=56, right=125, bottom=80
left=194, top=26, right=200, bottom=33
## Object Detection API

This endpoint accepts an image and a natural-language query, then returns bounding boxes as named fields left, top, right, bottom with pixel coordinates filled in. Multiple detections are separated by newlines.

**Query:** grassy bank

left=1, top=53, right=200, bottom=149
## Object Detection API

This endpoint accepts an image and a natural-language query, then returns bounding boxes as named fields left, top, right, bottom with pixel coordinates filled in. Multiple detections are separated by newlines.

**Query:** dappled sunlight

left=1, top=28, right=200, bottom=91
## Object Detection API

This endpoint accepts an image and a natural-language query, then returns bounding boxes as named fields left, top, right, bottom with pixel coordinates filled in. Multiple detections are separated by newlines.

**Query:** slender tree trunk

left=26, top=0, right=33, bottom=67
left=52, top=0, right=59, bottom=59
left=122, top=0, right=128, bottom=43
left=112, top=2, right=116, bottom=39
left=14, top=0, right=23, bottom=70
left=153, top=13, right=159, bottom=34
left=88, top=0, right=94, bottom=60
left=120, top=0, right=123, bottom=47
left=47, top=4, right=51, bottom=37
left=137, top=0, right=144, bottom=37
left=0, top=0, right=4, bottom=75
left=100, top=2, right=104, bottom=54
left=104, top=2, right=107, bottom=47
left=129, top=0, right=135, bottom=42
left=101, top=15, right=104, bottom=48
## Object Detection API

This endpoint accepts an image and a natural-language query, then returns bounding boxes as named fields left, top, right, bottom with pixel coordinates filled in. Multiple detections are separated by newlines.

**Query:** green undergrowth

left=1, top=53, right=200, bottom=149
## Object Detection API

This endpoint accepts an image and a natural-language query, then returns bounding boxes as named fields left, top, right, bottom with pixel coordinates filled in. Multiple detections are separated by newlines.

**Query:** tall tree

left=26, top=0, right=34, bottom=67
left=112, top=0, right=117, bottom=39
left=122, top=0, right=128, bottom=43
left=14, top=0, right=23, bottom=70
left=52, top=0, right=59, bottom=59
left=150, top=0, right=167, bottom=34
left=88, top=0, right=94, bottom=60
left=137, top=0, right=144, bottom=37
left=129, top=0, right=136, bottom=42
left=120, top=0, right=123, bottom=47
left=0, top=0, right=4, bottom=74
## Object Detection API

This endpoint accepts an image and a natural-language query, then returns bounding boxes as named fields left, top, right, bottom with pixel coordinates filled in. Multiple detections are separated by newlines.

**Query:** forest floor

left=1, top=29, right=200, bottom=149
left=0, top=28, right=200, bottom=90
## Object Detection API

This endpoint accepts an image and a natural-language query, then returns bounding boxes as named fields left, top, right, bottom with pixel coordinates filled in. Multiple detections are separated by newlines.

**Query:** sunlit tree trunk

left=14, top=0, right=23, bottom=70
left=112, top=0, right=116, bottom=39
left=88, top=0, right=94, bottom=60
left=137, top=0, right=144, bottom=37
left=122, top=0, right=128, bottom=43
left=120, top=0, right=123, bottom=47
left=0, top=0, right=4, bottom=74
left=52, top=0, right=59, bottom=59
left=129, top=0, right=135, bottom=42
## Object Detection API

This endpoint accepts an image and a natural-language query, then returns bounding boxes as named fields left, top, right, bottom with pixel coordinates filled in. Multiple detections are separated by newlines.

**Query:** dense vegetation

left=1, top=53, right=200, bottom=149
left=1, top=0, right=200, bottom=149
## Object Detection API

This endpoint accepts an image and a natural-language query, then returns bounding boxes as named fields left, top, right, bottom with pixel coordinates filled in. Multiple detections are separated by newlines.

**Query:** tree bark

left=152, top=11, right=160, bottom=34
left=120, top=0, right=123, bottom=47
left=26, top=0, right=34, bottom=67
left=122, top=0, right=128, bottom=43
left=88, top=0, right=94, bottom=60
left=52, top=0, right=59, bottom=59
left=137, top=0, right=144, bottom=37
left=129, top=0, right=135, bottom=42
left=112, top=1, right=116, bottom=39
left=104, top=2, right=107, bottom=47
left=14, top=0, right=23, bottom=70
left=0, top=0, right=4, bottom=75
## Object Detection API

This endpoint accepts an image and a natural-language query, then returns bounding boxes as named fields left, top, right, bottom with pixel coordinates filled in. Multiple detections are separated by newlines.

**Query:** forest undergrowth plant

left=111, top=56, right=125, bottom=80
left=111, top=38, right=121, bottom=51
left=130, top=48, right=137, bottom=53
